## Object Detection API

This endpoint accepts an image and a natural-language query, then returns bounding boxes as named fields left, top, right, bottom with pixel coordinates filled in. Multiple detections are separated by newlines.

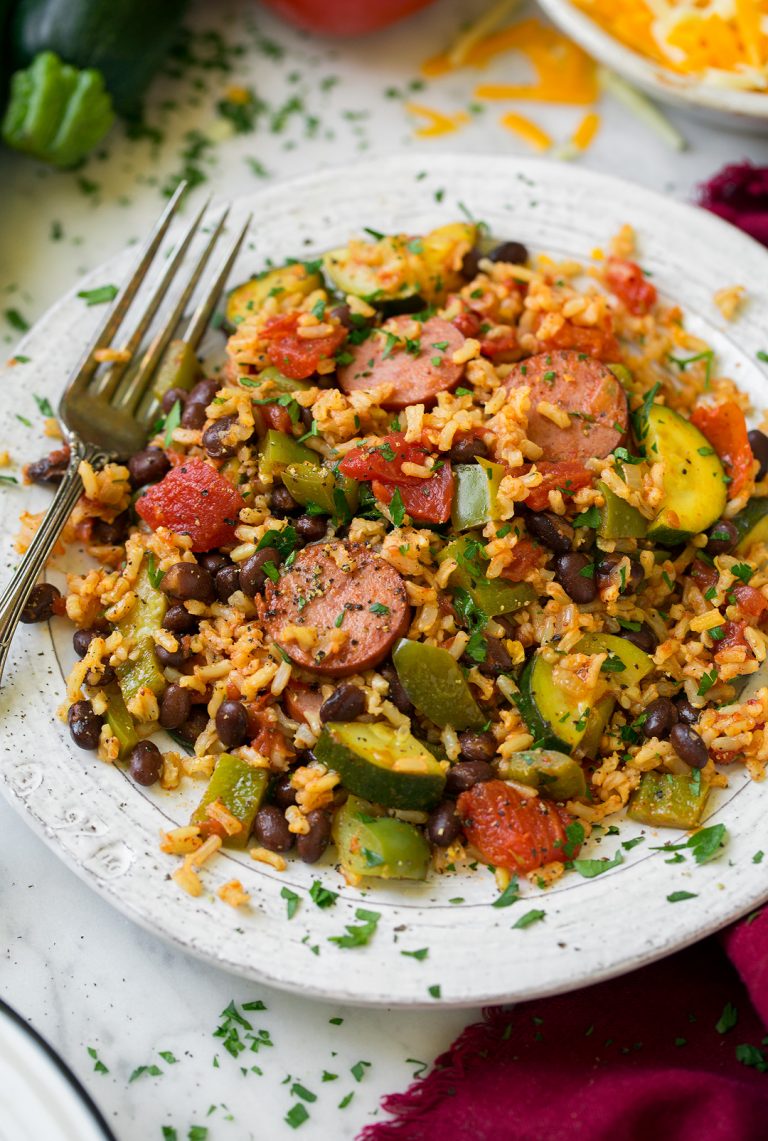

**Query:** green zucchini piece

left=576, top=632, right=654, bottom=688
left=497, top=748, right=586, bottom=800
left=392, top=639, right=485, bottom=731
left=628, top=771, right=710, bottom=829
left=333, top=795, right=430, bottom=880
left=281, top=462, right=359, bottom=517
left=438, top=536, right=536, bottom=617
left=644, top=404, right=726, bottom=544
left=597, top=480, right=647, bottom=540
left=732, top=496, right=768, bottom=556
left=517, top=652, right=606, bottom=752
left=260, top=429, right=319, bottom=476
left=315, top=721, right=445, bottom=810
left=225, top=264, right=323, bottom=331
left=116, top=562, right=167, bottom=706
left=152, top=339, right=198, bottom=403
left=104, top=684, right=138, bottom=760
left=450, top=458, right=505, bottom=531
left=192, top=754, right=269, bottom=849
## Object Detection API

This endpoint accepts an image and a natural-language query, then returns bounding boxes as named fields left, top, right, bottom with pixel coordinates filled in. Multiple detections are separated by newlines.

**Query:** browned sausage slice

left=504, top=350, right=628, bottom=462
left=338, top=316, right=465, bottom=410
left=262, top=541, right=410, bottom=677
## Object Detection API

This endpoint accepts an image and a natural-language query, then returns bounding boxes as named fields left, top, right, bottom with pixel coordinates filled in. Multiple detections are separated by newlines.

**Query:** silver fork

left=0, top=183, right=251, bottom=684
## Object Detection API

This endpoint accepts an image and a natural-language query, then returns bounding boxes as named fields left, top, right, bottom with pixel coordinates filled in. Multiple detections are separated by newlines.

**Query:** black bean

left=426, top=801, right=462, bottom=847
left=271, top=773, right=297, bottom=810
left=159, top=683, right=192, bottom=730
left=490, top=240, right=528, bottom=265
left=299, top=405, right=314, bottom=433
left=128, top=740, right=163, bottom=786
left=128, top=446, right=170, bottom=487
left=676, top=698, right=699, bottom=725
left=622, top=622, right=657, bottom=655
left=215, top=564, right=241, bottom=603
left=199, top=553, right=228, bottom=574
left=748, top=429, right=768, bottom=480
left=458, top=730, right=497, bottom=764
left=296, top=514, right=327, bottom=543
left=330, top=303, right=354, bottom=328
left=477, top=637, right=514, bottom=678
left=445, top=760, right=495, bottom=797
left=296, top=809, right=332, bottom=863
left=215, top=699, right=249, bottom=748
left=91, top=513, right=129, bottom=545
left=381, top=664, right=413, bottom=715
left=642, top=697, right=679, bottom=740
left=526, top=512, right=573, bottom=554
left=319, top=683, right=366, bottom=723
left=161, top=386, right=188, bottom=415
left=239, top=547, right=280, bottom=597
left=552, top=552, right=597, bottom=604
left=596, top=554, right=643, bottom=594
left=176, top=706, right=209, bottom=743
left=181, top=379, right=219, bottom=430
left=20, top=582, right=61, bottom=623
left=67, top=700, right=102, bottom=749
left=270, top=484, right=299, bottom=516
left=155, top=640, right=189, bottom=669
left=25, top=446, right=69, bottom=486
left=73, top=627, right=97, bottom=657
left=460, top=246, right=482, bottom=280
left=670, top=723, right=709, bottom=769
left=706, top=518, right=739, bottom=556
left=202, top=415, right=240, bottom=459
left=162, top=604, right=198, bottom=634
left=448, top=436, right=488, bottom=464
left=160, top=562, right=214, bottom=603
left=253, top=805, right=294, bottom=851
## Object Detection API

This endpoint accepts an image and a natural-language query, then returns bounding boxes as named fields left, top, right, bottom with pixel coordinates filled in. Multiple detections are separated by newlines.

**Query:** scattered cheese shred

left=447, top=0, right=523, bottom=67
left=499, top=111, right=552, bottom=151
left=572, top=110, right=601, bottom=150
left=404, top=102, right=470, bottom=137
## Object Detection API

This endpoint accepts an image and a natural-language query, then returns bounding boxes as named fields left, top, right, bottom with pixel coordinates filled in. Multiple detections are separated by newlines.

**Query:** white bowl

left=539, top=0, right=768, bottom=131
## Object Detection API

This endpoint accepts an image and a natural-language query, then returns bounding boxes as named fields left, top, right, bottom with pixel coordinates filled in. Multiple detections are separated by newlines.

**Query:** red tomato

left=480, top=327, right=518, bottom=359
left=732, top=583, right=768, bottom=619
left=372, top=460, right=454, bottom=524
left=605, top=257, right=658, bottom=316
left=716, top=620, right=750, bottom=655
left=260, top=0, right=434, bottom=36
left=499, top=537, right=543, bottom=580
left=690, top=559, right=718, bottom=593
left=457, top=781, right=580, bottom=873
left=524, top=460, right=593, bottom=511
left=547, top=321, right=620, bottom=363
left=135, top=457, right=245, bottom=552
left=453, top=309, right=482, bottom=338
left=339, top=433, right=431, bottom=485
left=691, top=401, right=753, bottom=500
left=260, top=402, right=293, bottom=434
left=261, top=313, right=346, bottom=381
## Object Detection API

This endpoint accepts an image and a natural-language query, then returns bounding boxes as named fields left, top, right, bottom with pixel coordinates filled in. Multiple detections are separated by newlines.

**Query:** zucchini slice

left=497, top=748, right=586, bottom=800
left=225, top=263, right=323, bottom=330
left=644, top=404, right=726, bottom=544
left=628, top=771, right=710, bottom=829
left=332, top=795, right=430, bottom=880
left=315, top=721, right=445, bottom=810
left=733, top=496, right=768, bottom=556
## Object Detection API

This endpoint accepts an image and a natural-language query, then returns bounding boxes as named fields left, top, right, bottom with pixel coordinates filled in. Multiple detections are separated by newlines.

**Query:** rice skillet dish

left=23, top=219, right=768, bottom=903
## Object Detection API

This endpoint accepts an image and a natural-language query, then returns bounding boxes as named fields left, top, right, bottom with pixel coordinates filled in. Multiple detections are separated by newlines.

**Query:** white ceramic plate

left=2, top=155, right=768, bottom=1009
left=0, top=999, right=115, bottom=1141
left=539, top=0, right=768, bottom=130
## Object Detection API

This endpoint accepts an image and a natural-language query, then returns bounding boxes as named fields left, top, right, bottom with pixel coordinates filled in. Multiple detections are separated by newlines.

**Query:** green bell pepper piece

left=152, top=339, right=199, bottom=402
left=597, top=480, right=648, bottom=540
left=251, top=365, right=312, bottom=394
left=498, top=748, right=586, bottom=800
left=2, top=51, right=115, bottom=168
left=104, top=684, right=139, bottom=760
left=392, top=638, right=484, bottom=730
left=191, top=754, right=269, bottom=848
left=260, top=429, right=319, bottom=476
left=116, top=562, right=167, bottom=706
left=281, top=461, right=359, bottom=517
left=332, top=795, right=430, bottom=880
left=628, top=771, right=710, bottom=829
left=438, top=536, right=536, bottom=617
left=450, top=458, right=505, bottom=531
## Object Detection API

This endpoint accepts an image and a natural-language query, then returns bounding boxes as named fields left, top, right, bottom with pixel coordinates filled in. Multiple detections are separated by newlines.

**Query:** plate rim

left=3, top=152, right=768, bottom=1008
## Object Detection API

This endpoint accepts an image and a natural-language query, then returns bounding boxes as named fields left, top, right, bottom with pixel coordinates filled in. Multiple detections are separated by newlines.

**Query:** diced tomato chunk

left=499, top=537, right=544, bottom=580
left=605, top=257, right=658, bottom=316
left=691, top=401, right=753, bottom=500
left=524, top=460, right=593, bottom=511
left=261, top=312, right=346, bottom=380
left=732, top=583, right=768, bottom=619
left=373, top=460, right=454, bottom=524
left=261, top=401, right=293, bottom=434
left=546, top=321, right=620, bottom=363
left=135, top=456, right=245, bottom=552
left=453, top=309, right=482, bottom=338
left=340, top=433, right=454, bottom=524
left=691, top=559, right=718, bottom=593
left=480, top=327, right=518, bottom=359
left=457, top=780, right=579, bottom=874
left=716, top=620, right=750, bottom=654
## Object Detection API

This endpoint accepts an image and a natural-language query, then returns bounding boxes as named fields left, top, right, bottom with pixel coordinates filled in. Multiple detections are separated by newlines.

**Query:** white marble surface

left=1, top=1, right=768, bottom=1138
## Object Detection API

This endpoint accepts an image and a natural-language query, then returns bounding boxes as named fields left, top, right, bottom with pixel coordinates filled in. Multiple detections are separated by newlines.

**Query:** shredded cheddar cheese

left=404, top=102, right=470, bottom=137
left=571, top=110, right=601, bottom=150
left=499, top=111, right=553, bottom=151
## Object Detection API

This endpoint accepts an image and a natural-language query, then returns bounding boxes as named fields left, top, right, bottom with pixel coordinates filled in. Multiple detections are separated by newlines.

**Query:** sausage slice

left=263, top=541, right=410, bottom=677
left=338, top=316, right=465, bottom=410
left=504, top=350, right=628, bottom=462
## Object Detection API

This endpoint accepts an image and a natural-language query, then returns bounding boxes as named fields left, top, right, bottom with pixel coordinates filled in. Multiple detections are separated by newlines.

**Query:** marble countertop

left=1, top=1, right=767, bottom=1137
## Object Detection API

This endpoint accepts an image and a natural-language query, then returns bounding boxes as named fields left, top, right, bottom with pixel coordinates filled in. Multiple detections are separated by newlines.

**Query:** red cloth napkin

left=360, top=907, right=768, bottom=1141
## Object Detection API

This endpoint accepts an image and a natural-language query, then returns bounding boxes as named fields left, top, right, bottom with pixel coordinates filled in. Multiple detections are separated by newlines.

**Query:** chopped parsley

left=513, top=909, right=545, bottom=929
left=129, top=1063, right=163, bottom=1082
left=428, top=984, right=441, bottom=999
left=573, top=506, right=600, bottom=529
left=4, top=308, right=29, bottom=332
left=716, top=1002, right=739, bottom=1034
left=401, top=947, right=429, bottom=960
left=351, top=1060, right=371, bottom=1081
left=309, top=880, right=338, bottom=909
left=369, top=602, right=390, bottom=616
left=164, top=399, right=182, bottom=446
left=146, top=552, right=165, bottom=589
left=389, top=487, right=405, bottom=527
left=651, top=824, right=727, bottom=865
left=33, top=393, right=54, bottom=418
left=492, top=876, right=520, bottom=908
left=77, top=284, right=119, bottom=306
left=285, top=1104, right=310, bottom=1128
left=328, top=908, right=380, bottom=949
left=666, top=891, right=698, bottom=903
left=730, top=563, right=754, bottom=584
left=697, top=668, right=718, bottom=697
left=281, top=886, right=300, bottom=919
left=87, top=1046, right=109, bottom=1075
left=572, top=850, right=624, bottom=878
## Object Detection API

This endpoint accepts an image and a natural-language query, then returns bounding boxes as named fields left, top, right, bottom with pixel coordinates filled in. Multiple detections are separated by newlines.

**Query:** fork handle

left=0, top=436, right=114, bottom=687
